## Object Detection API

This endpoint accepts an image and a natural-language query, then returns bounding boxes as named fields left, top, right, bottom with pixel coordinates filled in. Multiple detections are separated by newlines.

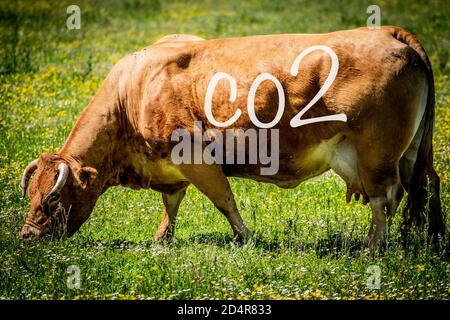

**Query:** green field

left=0, top=0, right=449, bottom=300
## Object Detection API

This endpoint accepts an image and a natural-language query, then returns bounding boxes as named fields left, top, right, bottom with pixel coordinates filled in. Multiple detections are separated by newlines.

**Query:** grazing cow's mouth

left=19, top=212, right=53, bottom=239
left=19, top=204, right=70, bottom=240
left=19, top=220, right=44, bottom=239
left=19, top=220, right=67, bottom=240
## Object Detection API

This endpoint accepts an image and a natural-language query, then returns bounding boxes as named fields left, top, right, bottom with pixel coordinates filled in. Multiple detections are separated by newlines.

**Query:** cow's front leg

left=154, top=188, right=187, bottom=242
left=179, top=163, right=251, bottom=244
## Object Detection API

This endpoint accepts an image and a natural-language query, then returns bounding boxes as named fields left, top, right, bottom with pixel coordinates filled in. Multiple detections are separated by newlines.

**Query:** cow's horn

left=20, top=159, right=39, bottom=197
left=48, top=163, right=69, bottom=197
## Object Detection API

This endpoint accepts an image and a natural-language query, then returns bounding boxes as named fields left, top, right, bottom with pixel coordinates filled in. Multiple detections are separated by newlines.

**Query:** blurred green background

left=0, top=0, right=449, bottom=300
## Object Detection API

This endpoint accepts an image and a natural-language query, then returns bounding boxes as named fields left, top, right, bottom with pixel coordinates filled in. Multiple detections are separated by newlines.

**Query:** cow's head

left=19, top=152, right=99, bottom=240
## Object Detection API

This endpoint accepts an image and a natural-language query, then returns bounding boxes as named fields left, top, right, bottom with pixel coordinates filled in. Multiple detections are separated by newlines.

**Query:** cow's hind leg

left=178, top=163, right=251, bottom=243
left=359, top=157, right=404, bottom=249
left=154, top=187, right=187, bottom=242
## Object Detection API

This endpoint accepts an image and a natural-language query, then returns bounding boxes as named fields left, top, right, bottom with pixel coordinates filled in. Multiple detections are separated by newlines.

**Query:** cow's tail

left=385, top=26, right=445, bottom=245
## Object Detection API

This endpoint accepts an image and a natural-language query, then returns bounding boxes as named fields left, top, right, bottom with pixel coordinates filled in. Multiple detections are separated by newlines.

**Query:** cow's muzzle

left=19, top=224, right=41, bottom=239
left=19, top=217, right=46, bottom=239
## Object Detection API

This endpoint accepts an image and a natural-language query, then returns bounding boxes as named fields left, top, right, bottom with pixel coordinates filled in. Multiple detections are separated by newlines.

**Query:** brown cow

left=19, top=27, right=444, bottom=248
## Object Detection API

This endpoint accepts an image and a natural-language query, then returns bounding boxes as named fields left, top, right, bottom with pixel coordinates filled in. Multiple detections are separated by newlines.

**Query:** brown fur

left=20, top=27, right=443, bottom=247
left=387, top=26, right=445, bottom=244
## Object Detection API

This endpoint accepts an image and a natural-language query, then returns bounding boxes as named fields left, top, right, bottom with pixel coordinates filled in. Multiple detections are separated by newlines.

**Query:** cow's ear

left=73, top=166, right=98, bottom=189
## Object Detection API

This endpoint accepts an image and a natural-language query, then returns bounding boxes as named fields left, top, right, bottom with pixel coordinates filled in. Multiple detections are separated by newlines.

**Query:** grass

left=0, top=0, right=449, bottom=300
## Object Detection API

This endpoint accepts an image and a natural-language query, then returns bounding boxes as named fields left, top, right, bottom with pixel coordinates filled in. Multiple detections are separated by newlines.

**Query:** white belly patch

left=329, top=137, right=361, bottom=191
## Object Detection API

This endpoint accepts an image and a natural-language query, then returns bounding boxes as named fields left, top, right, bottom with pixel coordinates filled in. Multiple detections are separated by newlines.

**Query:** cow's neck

left=59, top=86, right=122, bottom=182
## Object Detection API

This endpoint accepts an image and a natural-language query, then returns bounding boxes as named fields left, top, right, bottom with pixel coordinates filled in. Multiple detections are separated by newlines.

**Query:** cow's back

left=122, top=28, right=427, bottom=185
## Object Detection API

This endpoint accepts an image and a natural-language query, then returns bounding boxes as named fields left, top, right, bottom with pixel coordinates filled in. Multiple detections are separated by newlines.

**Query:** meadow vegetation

left=0, top=0, right=449, bottom=299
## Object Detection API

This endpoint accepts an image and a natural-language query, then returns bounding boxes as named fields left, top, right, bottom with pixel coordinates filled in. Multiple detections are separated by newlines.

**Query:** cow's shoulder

left=121, top=35, right=205, bottom=76
left=106, top=34, right=204, bottom=79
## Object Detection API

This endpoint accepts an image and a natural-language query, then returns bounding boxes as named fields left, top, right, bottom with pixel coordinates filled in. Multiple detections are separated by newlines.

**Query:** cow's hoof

left=154, top=229, right=174, bottom=244
left=234, top=228, right=252, bottom=246
left=364, top=234, right=385, bottom=251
